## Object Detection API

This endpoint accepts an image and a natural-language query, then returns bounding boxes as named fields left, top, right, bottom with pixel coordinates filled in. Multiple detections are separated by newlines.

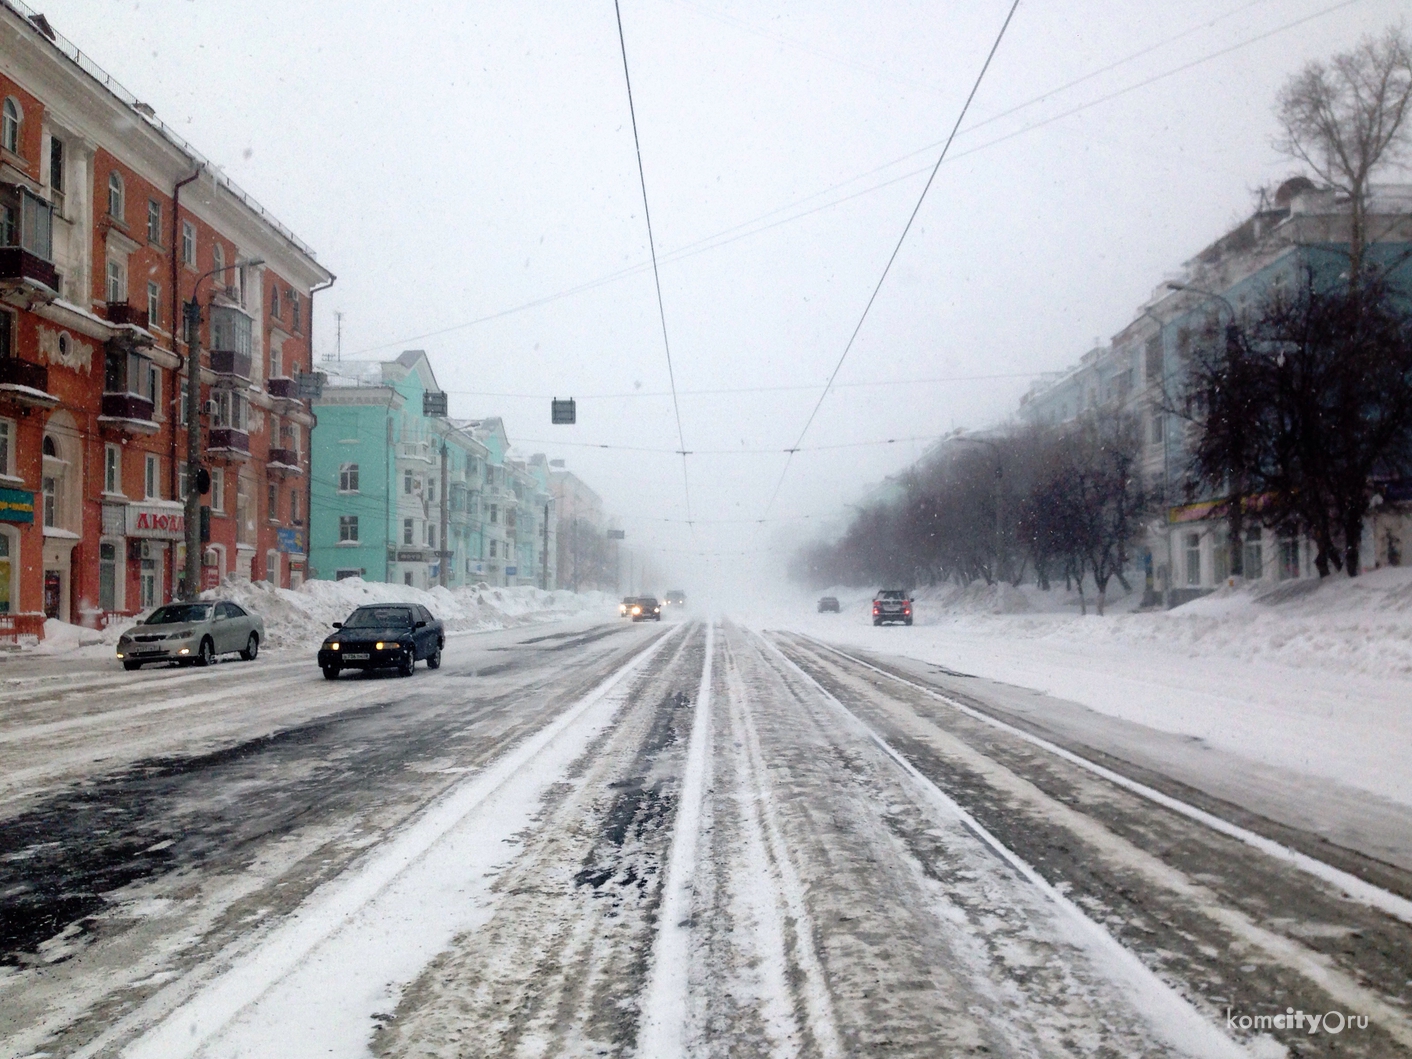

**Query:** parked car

left=318, top=603, right=444, bottom=679
left=817, top=596, right=840, bottom=613
left=663, top=589, right=686, bottom=607
left=116, top=600, right=265, bottom=670
left=628, top=597, right=662, bottom=622
left=872, top=589, right=913, bottom=626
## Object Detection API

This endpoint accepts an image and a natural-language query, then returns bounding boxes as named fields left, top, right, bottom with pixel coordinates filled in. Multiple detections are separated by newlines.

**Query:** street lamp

left=180, top=258, right=264, bottom=600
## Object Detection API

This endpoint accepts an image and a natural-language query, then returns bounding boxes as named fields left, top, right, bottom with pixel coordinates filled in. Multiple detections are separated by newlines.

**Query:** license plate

left=343, top=652, right=370, bottom=660
left=135, top=648, right=164, bottom=655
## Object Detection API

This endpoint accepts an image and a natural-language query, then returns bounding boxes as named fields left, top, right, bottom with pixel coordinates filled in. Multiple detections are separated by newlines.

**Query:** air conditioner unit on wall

left=203, top=400, right=218, bottom=416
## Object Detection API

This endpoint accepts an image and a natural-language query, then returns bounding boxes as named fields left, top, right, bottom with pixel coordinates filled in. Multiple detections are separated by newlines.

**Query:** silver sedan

left=116, top=600, right=265, bottom=671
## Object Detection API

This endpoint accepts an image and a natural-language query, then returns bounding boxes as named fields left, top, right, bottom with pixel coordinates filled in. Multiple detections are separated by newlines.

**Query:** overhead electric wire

left=761, top=0, right=1020, bottom=520
left=505, top=433, right=943, bottom=455
left=613, top=0, right=694, bottom=525
left=344, top=0, right=1354, bottom=360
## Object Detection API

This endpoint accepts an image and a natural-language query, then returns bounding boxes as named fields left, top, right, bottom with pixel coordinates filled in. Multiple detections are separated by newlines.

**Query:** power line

left=506, top=432, right=944, bottom=456
left=614, top=0, right=693, bottom=526
left=343, top=0, right=1349, bottom=360
left=762, top=0, right=1020, bottom=520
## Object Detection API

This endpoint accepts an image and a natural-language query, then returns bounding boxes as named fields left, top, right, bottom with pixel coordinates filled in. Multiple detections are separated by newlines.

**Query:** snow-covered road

left=1, top=615, right=1408, bottom=1057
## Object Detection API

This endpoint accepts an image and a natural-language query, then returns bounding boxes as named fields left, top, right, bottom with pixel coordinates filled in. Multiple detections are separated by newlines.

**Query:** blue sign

left=505, top=566, right=518, bottom=576
left=0, top=488, right=34, bottom=524
left=277, top=527, right=307, bottom=553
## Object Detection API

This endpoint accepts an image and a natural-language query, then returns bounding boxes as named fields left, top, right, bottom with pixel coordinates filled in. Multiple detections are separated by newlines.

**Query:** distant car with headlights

left=817, top=596, right=840, bottom=613
left=872, top=589, right=913, bottom=626
left=116, top=600, right=264, bottom=670
left=663, top=589, right=686, bottom=607
left=620, top=596, right=635, bottom=617
left=628, top=597, right=662, bottom=622
left=318, top=603, right=444, bottom=679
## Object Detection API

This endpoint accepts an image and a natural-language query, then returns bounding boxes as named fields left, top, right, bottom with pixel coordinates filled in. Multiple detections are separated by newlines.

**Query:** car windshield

left=343, top=607, right=413, bottom=629
left=877, top=590, right=906, bottom=600
left=145, top=603, right=213, bottom=624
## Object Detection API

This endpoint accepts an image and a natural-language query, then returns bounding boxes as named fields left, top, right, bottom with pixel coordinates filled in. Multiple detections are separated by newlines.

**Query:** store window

left=0, top=417, right=11, bottom=477
left=0, top=531, right=11, bottom=613
left=99, top=540, right=117, bottom=612
left=1185, top=532, right=1201, bottom=587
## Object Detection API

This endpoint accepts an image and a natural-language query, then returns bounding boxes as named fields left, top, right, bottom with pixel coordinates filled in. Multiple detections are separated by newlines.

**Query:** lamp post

left=180, top=259, right=263, bottom=601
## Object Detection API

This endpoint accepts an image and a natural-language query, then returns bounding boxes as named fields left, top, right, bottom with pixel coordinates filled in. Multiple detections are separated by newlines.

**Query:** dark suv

left=629, top=597, right=662, bottom=622
left=872, top=590, right=913, bottom=626
left=318, top=603, right=445, bottom=678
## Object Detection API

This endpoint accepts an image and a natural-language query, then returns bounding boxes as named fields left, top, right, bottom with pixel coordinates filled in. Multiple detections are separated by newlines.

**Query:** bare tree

left=1275, top=28, right=1412, bottom=281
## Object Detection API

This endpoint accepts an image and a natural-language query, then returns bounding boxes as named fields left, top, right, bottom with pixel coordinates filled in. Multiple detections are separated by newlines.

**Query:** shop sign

left=126, top=502, right=186, bottom=539
left=397, top=550, right=424, bottom=563
left=202, top=566, right=220, bottom=590
left=505, top=565, right=518, bottom=576
left=277, top=527, right=307, bottom=554
left=0, top=488, right=34, bottom=524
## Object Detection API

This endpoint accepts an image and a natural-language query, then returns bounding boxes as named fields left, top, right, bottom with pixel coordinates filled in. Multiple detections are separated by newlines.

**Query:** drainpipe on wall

left=168, top=164, right=203, bottom=600
left=305, top=276, right=335, bottom=582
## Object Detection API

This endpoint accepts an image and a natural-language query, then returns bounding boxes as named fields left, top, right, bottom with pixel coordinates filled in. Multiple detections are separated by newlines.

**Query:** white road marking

left=637, top=622, right=714, bottom=1059
left=803, top=635, right=1412, bottom=927
left=764, top=635, right=1251, bottom=1059
left=100, top=624, right=683, bottom=1059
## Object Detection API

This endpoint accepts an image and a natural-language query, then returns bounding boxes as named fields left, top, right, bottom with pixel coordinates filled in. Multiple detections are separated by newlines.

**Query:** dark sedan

left=318, top=603, right=444, bottom=679
left=628, top=597, right=661, bottom=622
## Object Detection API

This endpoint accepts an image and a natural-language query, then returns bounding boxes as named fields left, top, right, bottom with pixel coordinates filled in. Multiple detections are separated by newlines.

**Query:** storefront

left=0, top=487, right=35, bottom=615
left=125, top=500, right=185, bottom=613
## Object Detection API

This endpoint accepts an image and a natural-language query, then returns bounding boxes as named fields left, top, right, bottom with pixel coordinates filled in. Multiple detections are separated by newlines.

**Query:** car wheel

left=240, top=632, right=260, bottom=661
left=196, top=637, right=216, bottom=667
left=872, top=618, right=881, bottom=626
left=398, top=654, right=415, bottom=677
left=123, top=660, right=143, bottom=671
left=426, top=644, right=442, bottom=670
left=904, top=618, right=913, bottom=626
left=321, top=665, right=340, bottom=680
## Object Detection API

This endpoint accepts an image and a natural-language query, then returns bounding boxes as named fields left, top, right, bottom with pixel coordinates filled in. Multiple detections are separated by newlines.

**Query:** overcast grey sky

left=47, top=0, right=1411, bottom=597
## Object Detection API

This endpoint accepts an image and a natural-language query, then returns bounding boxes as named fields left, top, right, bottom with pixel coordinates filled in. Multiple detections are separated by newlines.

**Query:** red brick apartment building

left=0, top=3, right=333, bottom=632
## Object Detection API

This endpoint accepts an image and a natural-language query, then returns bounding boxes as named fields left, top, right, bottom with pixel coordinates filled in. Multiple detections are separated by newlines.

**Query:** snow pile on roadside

left=34, top=578, right=615, bottom=654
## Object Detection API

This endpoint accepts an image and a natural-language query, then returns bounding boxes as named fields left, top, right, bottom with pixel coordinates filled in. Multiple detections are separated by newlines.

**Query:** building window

left=147, top=199, right=161, bottom=244
left=268, top=483, right=278, bottom=520
left=336, top=568, right=361, bottom=581
left=106, top=259, right=126, bottom=303
left=42, top=473, right=57, bottom=528
left=291, top=292, right=301, bottom=332
left=104, top=443, right=121, bottom=494
left=1185, top=532, right=1201, bottom=587
left=147, top=281, right=161, bottom=328
left=48, top=136, right=63, bottom=207
left=291, top=491, right=300, bottom=523
left=2, top=98, right=19, bottom=154
left=403, top=518, right=414, bottom=545
left=489, top=504, right=498, bottom=524
left=212, top=242, right=226, bottom=287
left=0, top=418, right=11, bottom=477
left=490, top=540, right=498, bottom=559
left=182, top=220, right=196, bottom=266
left=339, top=463, right=359, bottom=492
left=403, top=571, right=414, bottom=586
left=178, top=464, right=189, bottom=500
left=270, top=286, right=280, bottom=319
left=211, top=467, right=224, bottom=512
left=99, top=540, right=116, bottom=612
left=404, top=469, right=414, bottom=495
left=107, top=170, right=124, bottom=221
left=1244, top=527, right=1264, bottom=580
left=428, top=524, right=437, bottom=549
left=339, top=515, right=358, bottom=542
left=145, top=454, right=159, bottom=499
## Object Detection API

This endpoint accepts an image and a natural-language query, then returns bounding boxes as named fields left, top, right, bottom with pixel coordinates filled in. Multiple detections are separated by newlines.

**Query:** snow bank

left=30, top=578, right=616, bottom=655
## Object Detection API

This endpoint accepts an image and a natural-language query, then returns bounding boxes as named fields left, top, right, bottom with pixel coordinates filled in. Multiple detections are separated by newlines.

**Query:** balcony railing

left=266, top=376, right=297, bottom=399
left=0, top=246, right=58, bottom=292
left=100, top=391, right=155, bottom=423
left=208, top=427, right=251, bottom=456
left=268, top=447, right=301, bottom=472
left=0, top=356, right=50, bottom=393
left=210, top=348, right=252, bottom=380
left=105, top=302, right=150, bottom=329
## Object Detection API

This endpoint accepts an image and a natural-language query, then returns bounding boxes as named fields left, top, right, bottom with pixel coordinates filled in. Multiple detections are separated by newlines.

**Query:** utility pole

left=334, top=310, right=343, bottom=362
left=181, top=299, right=203, bottom=601
left=541, top=501, right=550, bottom=589
left=439, top=438, right=449, bottom=588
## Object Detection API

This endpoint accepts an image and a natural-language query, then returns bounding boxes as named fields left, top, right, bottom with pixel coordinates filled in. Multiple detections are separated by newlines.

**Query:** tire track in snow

left=98, top=623, right=684, bottom=1059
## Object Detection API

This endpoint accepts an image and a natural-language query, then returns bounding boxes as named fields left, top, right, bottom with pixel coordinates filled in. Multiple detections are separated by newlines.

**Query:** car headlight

left=375, top=642, right=385, bottom=650
left=329, top=642, right=340, bottom=651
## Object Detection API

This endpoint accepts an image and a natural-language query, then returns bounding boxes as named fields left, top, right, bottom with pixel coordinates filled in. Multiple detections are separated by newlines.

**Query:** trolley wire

left=761, top=0, right=1020, bottom=520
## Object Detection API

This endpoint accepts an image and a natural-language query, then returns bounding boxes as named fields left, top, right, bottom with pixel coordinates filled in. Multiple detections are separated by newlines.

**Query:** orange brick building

left=0, top=5, right=332, bottom=629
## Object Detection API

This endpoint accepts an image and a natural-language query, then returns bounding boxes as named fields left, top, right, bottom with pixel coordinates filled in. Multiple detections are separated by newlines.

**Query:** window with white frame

left=107, top=170, right=124, bottom=221
left=147, top=199, right=161, bottom=244
left=339, top=515, right=358, bottom=543
left=1, top=98, right=19, bottom=154
left=339, top=463, right=359, bottom=492
left=291, top=291, right=301, bottom=331
left=212, top=243, right=225, bottom=288
left=267, top=483, right=278, bottom=521
left=1185, top=532, right=1201, bottom=587
left=270, top=286, right=280, bottom=319
left=104, top=443, right=121, bottom=494
left=178, top=465, right=189, bottom=500
left=106, top=259, right=126, bottom=302
left=210, top=467, right=224, bottom=512
left=403, top=518, right=414, bottom=545
left=147, top=281, right=161, bottom=328
left=0, top=418, right=11, bottom=477
left=404, top=469, right=413, bottom=495
left=211, top=390, right=248, bottom=431
left=291, top=491, right=300, bottom=523
left=145, top=454, right=158, bottom=499
left=182, top=220, right=196, bottom=266
left=428, top=524, right=437, bottom=549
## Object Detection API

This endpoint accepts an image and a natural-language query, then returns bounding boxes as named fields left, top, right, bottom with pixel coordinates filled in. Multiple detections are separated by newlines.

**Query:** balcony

left=0, top=356, right=58, bottom=409
left=208, top=427, right=251, bottom=459
left=98, top=392, right=158, bottom=435
left=398, top=442, right=434, bottom=464
left=0, top=246, right=59, bottom=293
left=210, top=348, right=252, bottom=381
left=105, top=302, right=150, bottom=329
left=266, top=375, right=297, bottom=399
left=267, top=447, right=302, bottom=475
